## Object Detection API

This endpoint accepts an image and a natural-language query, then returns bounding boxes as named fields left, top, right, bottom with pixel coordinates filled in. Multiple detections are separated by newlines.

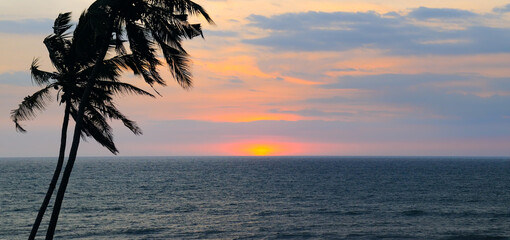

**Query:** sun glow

left=221, top=140, right=308, bottom=156
left=249, top=145, right=275, bottom=156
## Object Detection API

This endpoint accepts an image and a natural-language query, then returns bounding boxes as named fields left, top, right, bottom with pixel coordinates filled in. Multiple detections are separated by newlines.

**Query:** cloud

left=0, top=19, right=53, bottom=34
left=487, top=77, right=510, bottom=91
left=381, top=88, right=510, bottom=124
left=493, top=4, right=510, bottom=13
left=228, top=77, right=244, bottom=84
left=244, top=10, right=510, bottom=55
left=408, top=7, right=477, bottom=20
left=203, top=30, right=239, bottom=37
left=317, top=73, right=510, bottom=123
left=330, top=68, right=358, bottom=72
left=321, top=73, right=469, bottom=90
left=268, top=108, right=354, bottom=117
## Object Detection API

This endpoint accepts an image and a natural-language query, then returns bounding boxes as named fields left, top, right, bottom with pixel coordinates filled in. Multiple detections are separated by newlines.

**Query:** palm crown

left=74, top=0, right=214, bottom=90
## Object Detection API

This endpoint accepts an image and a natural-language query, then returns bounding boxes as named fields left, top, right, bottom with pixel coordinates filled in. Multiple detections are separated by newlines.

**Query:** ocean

left=1, top=156, right=510, bottom=239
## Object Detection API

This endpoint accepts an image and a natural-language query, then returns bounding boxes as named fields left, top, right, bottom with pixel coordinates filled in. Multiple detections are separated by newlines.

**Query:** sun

left=225, top=141, right=297, bottom=156
left=247, top=144, right=277, bottom=156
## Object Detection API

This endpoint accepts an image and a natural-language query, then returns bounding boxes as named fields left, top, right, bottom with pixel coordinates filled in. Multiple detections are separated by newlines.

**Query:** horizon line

left=1, top=155, right=509, bottom=159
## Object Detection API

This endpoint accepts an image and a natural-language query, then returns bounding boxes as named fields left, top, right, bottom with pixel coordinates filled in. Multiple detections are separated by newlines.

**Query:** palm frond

left=86, top=90, right=114, bottom=110
left=53, top=12, right=73, bottom=36
left=113, top=19, right=127, bottom=56
left=71, top=8, right=111, bottom=66
left=185, top=23, right=203, bottom=39
left=43, top=13, right=75, bottom=72
left=94, top=80, right=156, bottom=98
left=44, top=34, right=70, bottom=72
left=145, top=9, right=202, bottom=41
left=78, top=55, right=137, bottom=84
left=159, top=42, right=193, bottom=89
left=125, top=21, right=165, bottom=86
left=164, top=15, right=203, bottom=39
left=126, top=22, right=154, bottom=58
left=102, top=54, right=136, bottom=71
left=102, top=102, right=143, bottom=135
left=160, top=0, right=214, bottom=24
left=96, top=61, right=123, bottom=81
left=70, top=104, right=119, bottom=154
left=186, top=0, right=214, bottom=24
left=30, top=58, right=56, bottom=86
left=10, top=86, right=53, bottom=132
left=124, top=56, right=165, bottom=87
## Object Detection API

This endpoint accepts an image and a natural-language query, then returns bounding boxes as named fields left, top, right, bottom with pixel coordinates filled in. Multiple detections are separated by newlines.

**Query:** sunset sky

left=1, top=0, right=510, bottom=156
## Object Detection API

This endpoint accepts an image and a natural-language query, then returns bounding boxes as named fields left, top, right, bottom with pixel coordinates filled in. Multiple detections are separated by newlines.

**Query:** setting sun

left=222, top=141, right=306, bottom=156
left=249, top=145, right=275, bottom=156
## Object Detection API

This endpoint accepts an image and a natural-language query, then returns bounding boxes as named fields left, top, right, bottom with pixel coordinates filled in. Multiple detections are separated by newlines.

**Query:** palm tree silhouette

left=10, top=12, right=155, bottom=239
left=46, top=1, right=213, bottom=238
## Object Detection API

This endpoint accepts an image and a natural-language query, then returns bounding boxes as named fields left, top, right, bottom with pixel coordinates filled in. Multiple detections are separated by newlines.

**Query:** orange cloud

left=281, top=76, right=323, bottom=85
left=204, top=55, right=273, bottom=78
left=209, top=113, right=301, bottom=122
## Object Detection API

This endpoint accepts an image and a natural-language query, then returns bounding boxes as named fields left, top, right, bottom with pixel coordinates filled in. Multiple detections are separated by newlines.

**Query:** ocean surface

left=1, top=156, right=510, bottom=239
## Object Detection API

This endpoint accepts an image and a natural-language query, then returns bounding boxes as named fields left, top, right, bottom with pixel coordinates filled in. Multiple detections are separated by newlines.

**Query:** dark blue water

left=1, top=157, right=510, bottom=239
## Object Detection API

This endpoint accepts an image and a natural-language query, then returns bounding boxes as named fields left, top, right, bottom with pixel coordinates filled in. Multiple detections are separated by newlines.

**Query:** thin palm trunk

left=45, top=38, right=111, bottom=239
left=28, top=101, right=70, bottom=240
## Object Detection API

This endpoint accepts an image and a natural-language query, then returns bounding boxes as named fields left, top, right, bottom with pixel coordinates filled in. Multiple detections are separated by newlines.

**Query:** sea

left=1, top=156, right=510, bottom=240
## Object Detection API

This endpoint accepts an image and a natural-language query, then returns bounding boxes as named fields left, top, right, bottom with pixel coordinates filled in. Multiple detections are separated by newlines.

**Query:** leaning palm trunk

left=28, top=101, right=70, bottom=240
left=45, top=37, right=111, bottom=239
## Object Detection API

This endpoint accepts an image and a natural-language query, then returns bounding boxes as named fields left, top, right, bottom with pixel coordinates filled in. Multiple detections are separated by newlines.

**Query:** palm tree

left=10, top=12, right=155, bottom=240
left=46, top=0, right=213, bottom=238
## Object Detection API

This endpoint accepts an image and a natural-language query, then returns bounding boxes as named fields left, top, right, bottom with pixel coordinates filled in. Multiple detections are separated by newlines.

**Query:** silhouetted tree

left=10, top=12, right=154, bottom=240
left=45, top=1, right=213, bottom=238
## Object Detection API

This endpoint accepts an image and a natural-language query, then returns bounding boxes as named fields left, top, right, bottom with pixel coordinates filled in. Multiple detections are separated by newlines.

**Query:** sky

left=1, top=0, right=510, bottom=157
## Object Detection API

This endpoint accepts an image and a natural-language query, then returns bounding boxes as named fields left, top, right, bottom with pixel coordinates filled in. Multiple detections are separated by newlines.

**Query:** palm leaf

left=44, top=35, right=70, bottom=72
left=159, top=0, right=214, bottom=24
left=10, top=86, right=53, bottom=132
left=125, top=21, right=165, bottom=86
left=30, top=58, right=56, bottom=86
left=94, top=80, right=156, bottom=98
left=53, top=12, right=73, bottom=36
left=159, top=42, right=193, bottom=89
left=112, top=19, right=127, bottom=56
left=102, top=102, right=143, bottom=135
left=70, top=104, right=119, bottom=154
left=71, top=8, right=110, bottom=66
